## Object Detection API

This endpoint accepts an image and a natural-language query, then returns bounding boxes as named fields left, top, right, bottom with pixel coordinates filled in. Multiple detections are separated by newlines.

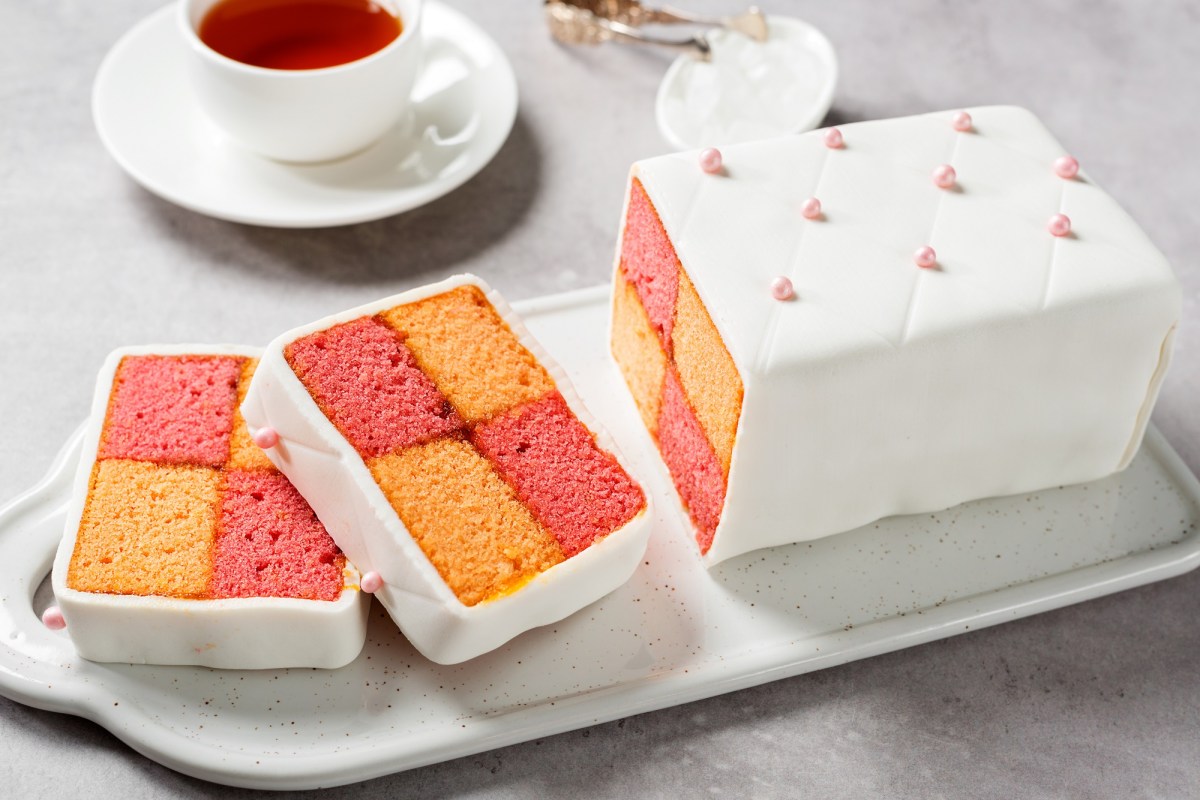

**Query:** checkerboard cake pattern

left=284, top=284, right=646, bottom=607
left=67, top=353, right=348, bottom=602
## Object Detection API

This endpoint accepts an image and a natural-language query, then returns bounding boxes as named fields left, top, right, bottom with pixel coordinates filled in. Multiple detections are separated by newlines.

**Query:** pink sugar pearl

left=770, top=276, right=795, bottom=301
left=1047, top=213, right=1072, bottom=237
left=42, top=606, right=66, bottom=630
left=951, top=110, right=973, bottom=132
left=823, top=127, right=844, bottom=149
left=360, top=571, right=383, bottom=593
left=800, top=197, right=822, bottom=219
left=913, top=246, right=937, bottom=269
left=699, top=147, right=723, bottom=174
left=252, top=426, right=279, bottom=449
left=932, top=164, right=957, bottom=189
left=1054, top=155, right=1080, bottom=179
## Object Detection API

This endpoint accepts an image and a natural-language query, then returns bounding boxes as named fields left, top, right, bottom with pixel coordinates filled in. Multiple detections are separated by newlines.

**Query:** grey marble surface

left=2, top=0, right=1198, bottom=796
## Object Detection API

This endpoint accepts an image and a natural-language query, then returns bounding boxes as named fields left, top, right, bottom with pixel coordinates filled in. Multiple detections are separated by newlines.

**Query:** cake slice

left=242, top=275, right=650, bottom=664
left=51, top=346, right=369, bottom=669
left=611, top=106, right=1180, bottom=564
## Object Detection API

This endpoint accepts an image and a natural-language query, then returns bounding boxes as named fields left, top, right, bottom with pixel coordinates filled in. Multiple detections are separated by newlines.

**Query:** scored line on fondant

left=1036, top=179, right=1070, bottom=311
left=753, top=145, right=834, bottom=374
left=899, top=128, right=964, bottom=345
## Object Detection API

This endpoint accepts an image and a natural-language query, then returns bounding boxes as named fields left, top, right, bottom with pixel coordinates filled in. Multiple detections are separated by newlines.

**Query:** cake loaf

left=51, top=346, right=369, bottom=668
left=611, top=106, right=1180, bottom=564
left=243, top=275, right=650, bottom=664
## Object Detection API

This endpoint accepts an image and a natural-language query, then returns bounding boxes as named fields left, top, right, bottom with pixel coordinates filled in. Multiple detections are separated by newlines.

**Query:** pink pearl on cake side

left=951, top=110, right=973, bottom=132
left=932, top=164, right=957, bottom=189
left=698, top=147, right=723, bottom=174
left=1054, top=155, right=1080, bottom=179
left=1047, top=213, right=1072, bottom=237
left=823, top=127, right=844, bottom=149
left=42, top=606, right=66, bottom=630
left=770, top=276, right=795, bottom=301
left=800, top=196, right=822, bottom=219
left=252, top=427, right=279, bottom=449
left=360, top=571, right=383, bottom=594
left=913, top=246, right=937, bottom=269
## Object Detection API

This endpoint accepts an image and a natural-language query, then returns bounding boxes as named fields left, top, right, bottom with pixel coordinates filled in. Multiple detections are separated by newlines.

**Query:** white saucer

left=656, top=16, right=837, bottom=151
left=92, top=2, right=518, bottom=228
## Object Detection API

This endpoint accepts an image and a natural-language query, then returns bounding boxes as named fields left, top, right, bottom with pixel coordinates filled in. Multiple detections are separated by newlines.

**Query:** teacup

left=178, top=0, right=424, bottom=163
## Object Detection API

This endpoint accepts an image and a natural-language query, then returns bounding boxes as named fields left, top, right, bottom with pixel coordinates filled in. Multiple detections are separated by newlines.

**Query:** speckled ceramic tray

left=2, top=286, right=1198, bottom=790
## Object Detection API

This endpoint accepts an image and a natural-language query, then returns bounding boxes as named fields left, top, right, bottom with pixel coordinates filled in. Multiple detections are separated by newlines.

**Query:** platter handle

left=0, top=425, right=90, bottom=712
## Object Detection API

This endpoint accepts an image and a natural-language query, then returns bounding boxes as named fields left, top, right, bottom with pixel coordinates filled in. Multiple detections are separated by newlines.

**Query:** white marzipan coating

left=621, top=106, right=1181, bottom=565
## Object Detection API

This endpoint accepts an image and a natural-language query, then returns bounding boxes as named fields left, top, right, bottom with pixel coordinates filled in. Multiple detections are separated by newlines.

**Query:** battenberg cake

left=243, top=275, right=650, bottom=664
left=51, top=345, right=369, bottom=669
left=611, top=106, right=1181, bottom=564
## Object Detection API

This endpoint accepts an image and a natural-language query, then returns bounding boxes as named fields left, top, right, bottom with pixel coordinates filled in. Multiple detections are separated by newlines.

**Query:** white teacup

left=179, top=0, right=423, bottom=163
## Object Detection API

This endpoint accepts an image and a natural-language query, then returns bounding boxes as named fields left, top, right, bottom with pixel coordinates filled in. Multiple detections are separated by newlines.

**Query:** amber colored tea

left=199, top=0, right=403, bottom=70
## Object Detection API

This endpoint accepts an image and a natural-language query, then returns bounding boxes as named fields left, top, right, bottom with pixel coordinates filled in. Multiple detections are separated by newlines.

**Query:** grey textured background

left=2, top=0, right=1198, bottom=796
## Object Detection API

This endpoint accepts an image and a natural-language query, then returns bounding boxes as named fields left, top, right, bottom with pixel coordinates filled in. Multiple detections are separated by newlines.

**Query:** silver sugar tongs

left=545, top=1, right=768, bottom=62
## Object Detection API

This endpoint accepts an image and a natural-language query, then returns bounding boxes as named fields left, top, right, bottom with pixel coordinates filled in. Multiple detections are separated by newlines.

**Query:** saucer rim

left=92, top=1, right=518, bottom=228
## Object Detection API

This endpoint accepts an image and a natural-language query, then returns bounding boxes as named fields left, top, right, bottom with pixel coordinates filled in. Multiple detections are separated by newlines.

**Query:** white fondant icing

left=51, top=344, right=370, bottom=669
left=620, top=106, right=1181, bottom=565
left=243, top=275, right=652, bottom=665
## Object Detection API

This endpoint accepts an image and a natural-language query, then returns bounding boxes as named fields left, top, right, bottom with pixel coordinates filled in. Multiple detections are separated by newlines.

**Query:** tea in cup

left=179, top=0, right=423, bottom=163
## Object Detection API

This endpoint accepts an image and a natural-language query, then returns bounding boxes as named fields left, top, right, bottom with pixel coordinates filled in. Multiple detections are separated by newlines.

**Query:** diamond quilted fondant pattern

left=634, top=106, right=1173, bottom=373
left=621, top=105, right=1180, bottom=566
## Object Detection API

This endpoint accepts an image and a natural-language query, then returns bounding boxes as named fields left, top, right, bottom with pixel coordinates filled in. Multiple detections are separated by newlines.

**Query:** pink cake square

left=285, top=316, right=462, bottom=458
left=472, top=392, right=646, bottom=557
left=657, top=369, right=725, bottom=552
left=621, top=179, right=681, bottom=351
left=212, top=470, right=345, bottom=601
left=98, top=355, right=241, bottom=467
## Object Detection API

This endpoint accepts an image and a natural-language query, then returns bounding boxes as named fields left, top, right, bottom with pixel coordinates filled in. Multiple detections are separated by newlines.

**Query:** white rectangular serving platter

left=1, top=285, right=1197, bottom=790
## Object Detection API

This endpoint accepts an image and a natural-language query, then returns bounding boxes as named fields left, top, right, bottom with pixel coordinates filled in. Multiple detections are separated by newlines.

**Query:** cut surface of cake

left=51, top=346, right=369, bottom=669
left=243, top=275, right=650, bottom=664
left=611, top=106, right=1181, bottom=564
